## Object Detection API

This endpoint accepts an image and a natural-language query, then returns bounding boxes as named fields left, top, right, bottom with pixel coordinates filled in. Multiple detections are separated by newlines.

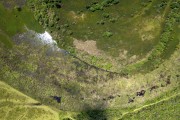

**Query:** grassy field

left=120, top=93, right=180, bottom=120
left=0, top=81, right=59, bottom=120
left=0, top=80, right=179, bottom=120
left=27, top=0, right=180, bottom=73
left=0, top=1, right=43, bottom=47
left=0, top=0, right=180, bottom=120
left=0, top=23, right=179, bottom=111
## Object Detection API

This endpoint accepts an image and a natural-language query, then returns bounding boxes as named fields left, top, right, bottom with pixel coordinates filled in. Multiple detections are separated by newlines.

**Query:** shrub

left=103, top=13, right=110, bottom=18
left=67, top=30, right=73, bottom=35
left=88, top=0, right=120, bottom=12
left=103, top=31, right=113, bottom=37
left=64, top=24, right=69, bottom=28
left=109, top=18, right=117, bottom=23
left=56, top=25, right=61, bottom=30
left=14, top=6, right=22, bottom=11
left=89, top=7, right=96, bottom=12
left=49, top=22, right=54, bottom=27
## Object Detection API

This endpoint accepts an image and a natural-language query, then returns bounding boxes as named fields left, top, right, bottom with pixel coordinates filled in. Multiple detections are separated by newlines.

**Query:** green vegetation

left=121, top=94, right=180, bottom=120
left=1, top=79, right=179, bottom=120
left=0, top=1, right=43, bottom=47
left=86, top=0, right=120, bottom=12
left=0, top=32, right=12, bottom=48
left=27, top=0, right=180, bottom=73
left=103, top=31, right=113, bottom=37
left=0, top=3, right=42, bottom=35
left=0, top=81, right=59, bottom=120
left=0, top=0, right=180, bottom=120
left=0, top=26, right=179, bottom=116
left=124, top=0, right=180, bottom=74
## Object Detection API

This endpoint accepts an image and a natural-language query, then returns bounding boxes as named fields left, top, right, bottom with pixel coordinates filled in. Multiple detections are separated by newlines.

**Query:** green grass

left=120, top=94, right=180, bottom=120
left=161, top=22, right=180, bottom=59
left=0, top=32, right=12, bottom=48
left=0, top=0, right=179, bottom=120
left=0, top=80, right=179, bottom=120
left=0, top=26, right=179, bottom=112
left=121, top=0, right=180, bottom=74
left=28, top=0, right=180, bottom=73
left=56, top=0, right=161, bottom=57
left=0, top=81, right=59, bottom=120
left=0, top=3, right=43, bottom=35
left=0, top=2, right=43, bottom=47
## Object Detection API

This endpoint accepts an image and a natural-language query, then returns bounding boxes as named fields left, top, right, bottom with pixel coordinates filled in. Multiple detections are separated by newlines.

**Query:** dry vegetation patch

left=69, top=11, right=86, bottom=21
left=73, top=38, right=102, bottom=56
left=137, top=16, right=162, bottom=41
left=1, top=0, right=26, bottom=8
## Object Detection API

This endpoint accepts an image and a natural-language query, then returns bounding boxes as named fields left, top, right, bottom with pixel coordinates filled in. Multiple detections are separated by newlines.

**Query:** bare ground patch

left=73, top=39, right=102, bottom=56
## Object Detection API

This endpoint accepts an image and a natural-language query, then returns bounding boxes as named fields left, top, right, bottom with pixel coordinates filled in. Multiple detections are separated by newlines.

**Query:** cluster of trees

left=86, top=0, right=119, bottom=12
left=28, top=0, right=74, bottom=37
left=39, top=0, right=62, bottom=8
left=28, top=0, right=61, bottom=30
left=170, top=1, right=180, bottom=9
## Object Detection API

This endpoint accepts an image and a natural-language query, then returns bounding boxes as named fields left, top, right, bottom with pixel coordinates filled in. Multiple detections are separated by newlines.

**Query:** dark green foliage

left=14, top=6, right=22, bottom=11
left=170, top=1, right=180, bottom=9
left=75, top=110, right=107, bottom=120
left=28, top=0, right=62, bottom=29
left=86, top=0, right=120, bottom=12
left=74, top=109, right=124, bottom=120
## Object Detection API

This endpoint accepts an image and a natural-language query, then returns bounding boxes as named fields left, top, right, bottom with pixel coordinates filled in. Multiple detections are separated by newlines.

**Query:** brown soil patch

left=73, top=39, right=101, bottom=56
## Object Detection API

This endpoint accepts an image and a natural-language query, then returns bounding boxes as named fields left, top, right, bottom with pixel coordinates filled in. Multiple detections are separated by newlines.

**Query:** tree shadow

left=74, top=103, right=108, bottom=120
left=75, top=109, right=107, bottom=120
